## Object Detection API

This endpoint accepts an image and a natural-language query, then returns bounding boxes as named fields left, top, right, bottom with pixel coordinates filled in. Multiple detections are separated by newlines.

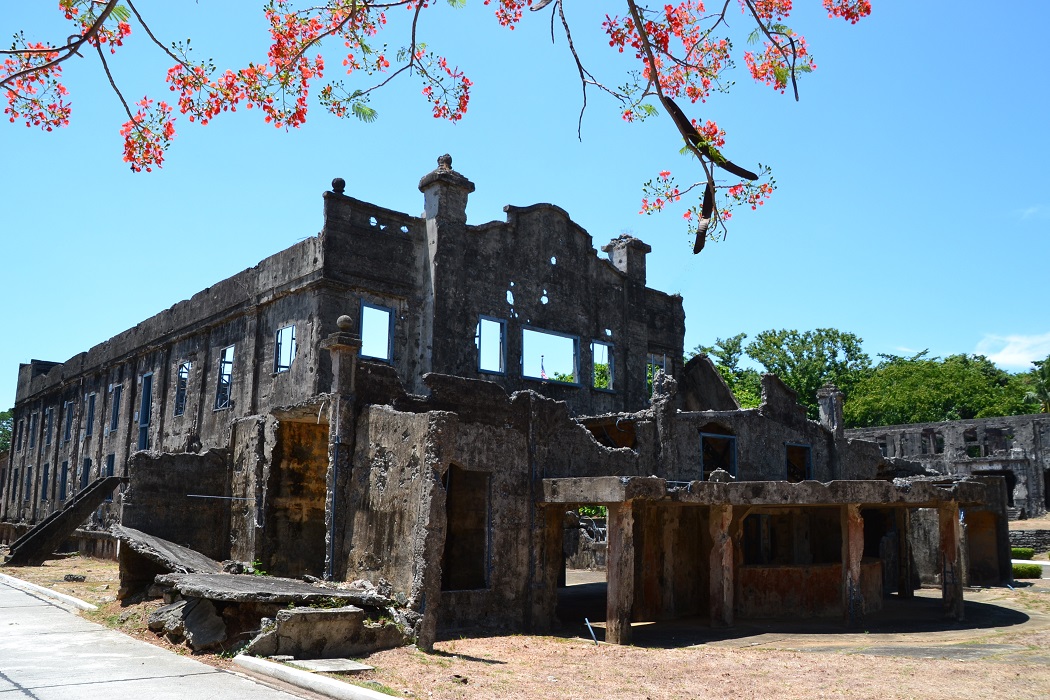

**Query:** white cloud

left=1016, top=205, right=1050, bottom=221
left=975, top=332, right=1050, bottom=369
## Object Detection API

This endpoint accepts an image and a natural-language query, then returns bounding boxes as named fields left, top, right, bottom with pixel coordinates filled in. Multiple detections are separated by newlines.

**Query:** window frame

left=785, top=442, right=812, bottom=483
left=174, top=362, right=191, bottom=417
left=520, top=325, right=580, bottom=385
left=63, top=401, right=74, bottom=443
left=109, top=383, right=123, bottom=434
left=274, top=324, right=297, bottom=374
left=138, top=372, right=153, bottom=451
left=590, top=339, right=615, bottom=392
left=359, top=302, right=395, bottom=363
left=214, top=345, right=235, bottom=411
left=475, top=316, right=507, bottom=375
left=85, top=393, right=96, bottom=437
left=700, top=432, right=738, bottom=479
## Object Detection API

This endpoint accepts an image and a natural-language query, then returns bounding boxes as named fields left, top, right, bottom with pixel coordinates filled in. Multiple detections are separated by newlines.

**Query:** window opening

left=28, top=413, right=37, bottom=450
left=591, top=340, right=613, bottom=390
left=646, top=352, right=668, bottom=396
left=700, top=425, right=737, bottom=479
left=174, top=362, right=191, bottom=417
left=138, top=373, right=153, bottom=451
left=23, top=468, right=32, bottom=501
left=81, top=458, right=91, bottom=489
left=360, top=303, right=393, bottom=362
left=274, top=325, right=296, bottom=373
left=522, top=327, right=578, bottom=383
left=786, top=443, right=812, bottom=483
left=441, top=465, right=491, bottom=590
left=15, top=419, right=23, bottom=452
left=105, top=454, right=115, bottom=502
left=59, top=461, right=68, bottom=501
left=215, top=345, right=235, bottom=410
left=41, top=464, right=49, bottom=501
left=63, top=401, right=74, bottom=442
left=109, top=384, right=122, bottom=433
left=44, top=407, right=53, bottom=446
left=85, top=393, right=96, bottom=437
left=475, top=317, right=505, bottom=374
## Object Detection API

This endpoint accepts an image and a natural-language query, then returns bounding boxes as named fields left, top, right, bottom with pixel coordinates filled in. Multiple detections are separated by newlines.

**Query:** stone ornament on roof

left=418, top=153, right=475, bottom=193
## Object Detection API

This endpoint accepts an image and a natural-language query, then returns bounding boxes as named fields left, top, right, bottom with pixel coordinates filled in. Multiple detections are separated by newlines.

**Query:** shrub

left=1013, top=563, right=1043, bottom=579
left=1012, top=547, right=1035, bottom=560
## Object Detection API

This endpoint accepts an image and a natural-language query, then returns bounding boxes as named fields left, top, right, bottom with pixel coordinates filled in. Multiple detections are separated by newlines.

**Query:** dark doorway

left=441, top=465, right=490, bottom=591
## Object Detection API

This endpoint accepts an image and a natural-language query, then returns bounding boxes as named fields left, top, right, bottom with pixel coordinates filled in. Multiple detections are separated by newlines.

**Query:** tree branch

left=0, top=0, right=121, bottom=91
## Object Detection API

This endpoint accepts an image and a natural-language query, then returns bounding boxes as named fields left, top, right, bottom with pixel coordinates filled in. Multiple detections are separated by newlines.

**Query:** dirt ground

left=3, top=556, right=1050, bottom=699
left=1011, top=512, right=1050, bottom=530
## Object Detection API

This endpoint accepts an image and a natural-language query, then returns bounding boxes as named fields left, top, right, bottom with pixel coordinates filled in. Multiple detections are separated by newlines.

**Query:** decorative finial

left=331, top=177, right=346, bottom=195
left=437, top=153, right=452, bottom=171
left=336, top=315, right=353, bottom=332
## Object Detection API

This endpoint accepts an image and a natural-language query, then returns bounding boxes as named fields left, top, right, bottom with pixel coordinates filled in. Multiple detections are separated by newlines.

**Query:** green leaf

left=111, top=5, right=131, bottom=22
left=352, top=101, right=378, bottom=123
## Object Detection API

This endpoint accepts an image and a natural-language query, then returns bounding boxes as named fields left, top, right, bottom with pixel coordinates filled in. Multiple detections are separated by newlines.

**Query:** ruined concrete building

left=847, top=415, right=1050, bottom=520
left=1, top=156, right=1008, bottom=646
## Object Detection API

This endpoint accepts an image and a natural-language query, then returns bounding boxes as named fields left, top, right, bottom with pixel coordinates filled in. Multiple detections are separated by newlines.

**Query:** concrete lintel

left=542, top=478, right=989, bottom=510
left=541, top=476, right=666, bottom=504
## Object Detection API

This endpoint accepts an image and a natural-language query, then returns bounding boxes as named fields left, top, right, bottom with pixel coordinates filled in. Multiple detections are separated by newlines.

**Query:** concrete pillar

left=708, top=504, right=734, bottom=627
left=320, top=316, right=361, bottom=582
left=606, top=500, right=636, bottom=645
left=895, top=508, right=914, bottom=598
left=939, top=502, right=965, bottom=620
left=528, top=504, right=564, bottom=634
left=841, top=504, right=864, bottom=625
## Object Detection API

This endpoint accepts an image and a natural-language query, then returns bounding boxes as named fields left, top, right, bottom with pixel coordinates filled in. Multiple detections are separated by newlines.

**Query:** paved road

left=0, top=580, right=305, bottom=700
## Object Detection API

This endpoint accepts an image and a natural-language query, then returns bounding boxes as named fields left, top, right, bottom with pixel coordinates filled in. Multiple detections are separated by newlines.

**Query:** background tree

left=1023, top=355, right=1050, bottom=414
left=2, top=0, right=871, bottom=248
left=0, top=408, right=12, bottom=453
left=744, top=328, right=870, bottom=418
left=844, top=352, right=1037, bottom=428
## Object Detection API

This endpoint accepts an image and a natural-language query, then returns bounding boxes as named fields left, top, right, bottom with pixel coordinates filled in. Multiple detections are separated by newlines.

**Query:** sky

left=1, top=1, right=1048, bottom=411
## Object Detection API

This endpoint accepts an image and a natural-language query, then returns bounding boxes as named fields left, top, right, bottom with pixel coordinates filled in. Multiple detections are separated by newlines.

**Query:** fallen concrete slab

left=155, top=572, right=392, bottom=607
left=243, top=605, right=407, bottom=659
left=112, top=525, right=223, bottom=574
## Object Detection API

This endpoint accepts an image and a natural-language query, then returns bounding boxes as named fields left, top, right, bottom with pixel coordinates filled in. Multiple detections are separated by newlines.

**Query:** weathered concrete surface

left=147, top=597, right=228, bottom=651
left=848, top=414, right=1050, bottom=519
left=155, top=572, right=391, bottom=606
left=113, top=525, right=223, bottom=573
left=243, top=605, right=406, bottom=659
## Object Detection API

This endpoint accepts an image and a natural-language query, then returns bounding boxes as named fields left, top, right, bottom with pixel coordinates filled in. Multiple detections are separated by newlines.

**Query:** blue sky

left=1, top=1, right=1048, bottom=411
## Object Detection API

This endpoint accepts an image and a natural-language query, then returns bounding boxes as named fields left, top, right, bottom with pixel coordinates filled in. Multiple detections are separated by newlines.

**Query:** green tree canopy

left=694, top=334, right=762, bottom=409
left=0, top=408, right=12, bottom=453
left=744, top=328, right=871, bottom=419
left=844, top=352, right=1038, bottom=428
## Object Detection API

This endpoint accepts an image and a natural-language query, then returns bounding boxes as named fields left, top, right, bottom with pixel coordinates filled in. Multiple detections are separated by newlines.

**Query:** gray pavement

left=0, top=580, right=305, bottom=699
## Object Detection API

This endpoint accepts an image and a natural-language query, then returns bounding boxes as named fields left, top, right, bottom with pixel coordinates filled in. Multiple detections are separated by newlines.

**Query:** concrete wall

left=1010, top=530, right=1050, bottom=553
left=848, top=414, right=1050, bottom=518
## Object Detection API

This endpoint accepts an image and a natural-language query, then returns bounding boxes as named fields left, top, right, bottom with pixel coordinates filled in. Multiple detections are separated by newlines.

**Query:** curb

left=233, top=655, right=394, bottom=700
left=0, top=572, right=98, bottom=611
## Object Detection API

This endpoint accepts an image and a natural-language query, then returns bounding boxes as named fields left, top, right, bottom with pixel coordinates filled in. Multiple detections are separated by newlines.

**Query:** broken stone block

left=146, top=597, right=227, bottom=651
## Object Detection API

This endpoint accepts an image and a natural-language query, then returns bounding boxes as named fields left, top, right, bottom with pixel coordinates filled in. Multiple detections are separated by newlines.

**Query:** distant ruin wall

left=1010, top=530, right=1050, bottom=553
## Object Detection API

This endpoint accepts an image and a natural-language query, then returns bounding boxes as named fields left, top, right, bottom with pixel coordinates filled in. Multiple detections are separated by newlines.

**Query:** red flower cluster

left=822, top=0, right=871, bottom=23
left=119, top=97, right=175, bottom=172
left=2, top=40, right=70, bottom=131
left=483, top=0, right=532, bottom=29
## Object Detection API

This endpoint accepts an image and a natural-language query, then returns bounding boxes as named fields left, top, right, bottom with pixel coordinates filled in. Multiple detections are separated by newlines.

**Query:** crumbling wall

left=121, top=449, right=231, bottom=560
left=260, top=420, right=329, bottom=578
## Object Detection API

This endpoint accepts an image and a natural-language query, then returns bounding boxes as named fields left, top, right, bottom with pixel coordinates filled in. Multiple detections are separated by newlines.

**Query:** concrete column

left=841, top=504, right=864, bottom=625
left=527, top=504, right=564, bottom=634
left=708, top=504, right=734, bottom=627
left=606, top=500, right=636, bottom=645
left=895, top=508, right=914, bottom=598
left=939, top=502, right=965, bottom=620
left=320, top=316, right=361, bottom=582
